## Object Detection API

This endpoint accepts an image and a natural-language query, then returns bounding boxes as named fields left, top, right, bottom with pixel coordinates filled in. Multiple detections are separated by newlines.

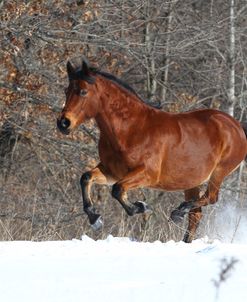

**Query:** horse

left=57, top=58, right=247, bottom=243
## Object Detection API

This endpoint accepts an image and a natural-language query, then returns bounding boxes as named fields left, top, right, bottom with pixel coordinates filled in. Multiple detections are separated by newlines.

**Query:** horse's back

left=173, top=109, right=246, bottom=146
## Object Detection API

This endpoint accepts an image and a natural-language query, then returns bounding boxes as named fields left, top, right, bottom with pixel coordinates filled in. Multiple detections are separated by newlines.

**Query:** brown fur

left=57, top=59, right=247, bottom=242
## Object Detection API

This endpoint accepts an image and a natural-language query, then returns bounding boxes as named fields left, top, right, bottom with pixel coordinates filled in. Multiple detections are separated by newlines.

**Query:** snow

left=0, top=236, right=247, bottom=302
left=208, top=202, right=247, bottom=244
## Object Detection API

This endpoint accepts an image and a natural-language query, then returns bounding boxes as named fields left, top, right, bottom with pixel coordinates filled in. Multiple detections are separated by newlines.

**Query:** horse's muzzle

left=57, top=117, right=71, bottom=135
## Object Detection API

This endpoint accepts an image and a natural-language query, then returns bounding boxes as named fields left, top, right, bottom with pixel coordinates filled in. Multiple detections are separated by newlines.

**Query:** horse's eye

left=79, top=89, right=87, bottom=97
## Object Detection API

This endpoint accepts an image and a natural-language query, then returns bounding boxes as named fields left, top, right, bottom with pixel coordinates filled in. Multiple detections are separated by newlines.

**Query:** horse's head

left=57, top=59, right=99, bottom=135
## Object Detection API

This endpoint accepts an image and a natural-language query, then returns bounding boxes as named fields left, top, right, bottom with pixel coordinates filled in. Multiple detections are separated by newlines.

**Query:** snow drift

left=0, top=236, right=247, bottom=302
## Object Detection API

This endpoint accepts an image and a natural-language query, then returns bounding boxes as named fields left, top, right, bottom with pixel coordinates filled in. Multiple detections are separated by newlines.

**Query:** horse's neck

left=95, top=80, right=150, bottom=145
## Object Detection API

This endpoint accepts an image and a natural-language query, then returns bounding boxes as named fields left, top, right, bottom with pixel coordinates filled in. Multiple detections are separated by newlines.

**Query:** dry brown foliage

left=1, top=0, right=247, bottom=241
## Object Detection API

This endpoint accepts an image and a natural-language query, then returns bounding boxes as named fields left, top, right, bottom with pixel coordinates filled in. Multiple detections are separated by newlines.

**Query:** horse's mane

left=95, top=70, right=139, bottom=98
left=72, top=61, right=141, bottom=99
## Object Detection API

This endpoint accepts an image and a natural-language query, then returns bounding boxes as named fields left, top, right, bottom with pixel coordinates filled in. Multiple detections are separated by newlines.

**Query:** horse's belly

left=156, top=164, right=214, bottom=191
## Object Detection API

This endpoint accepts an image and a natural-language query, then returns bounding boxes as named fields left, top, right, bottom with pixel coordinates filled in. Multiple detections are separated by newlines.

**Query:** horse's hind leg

left=183, top=187, right=202, bottom=243
left=80, top=164, right=109, bottom=229
left=171, top=167, right=226, bottom=227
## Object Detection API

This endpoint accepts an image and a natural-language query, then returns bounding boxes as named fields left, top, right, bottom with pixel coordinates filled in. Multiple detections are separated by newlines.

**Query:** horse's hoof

left=170, top=209, right=184, bottom=224
left=134, top=201, right=152, bottom=214
left=183, top=233, right=192, bottom=243
left=91, top=216, right=103, bottom=231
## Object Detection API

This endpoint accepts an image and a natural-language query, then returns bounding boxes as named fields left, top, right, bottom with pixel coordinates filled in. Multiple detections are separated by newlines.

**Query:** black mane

left=95, top=70, right=139, bottom=97
left=72, top=61, right=140, bottom=98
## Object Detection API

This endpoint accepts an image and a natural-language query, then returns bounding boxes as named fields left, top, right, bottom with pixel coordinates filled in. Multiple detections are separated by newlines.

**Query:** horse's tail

left=241, top=122, right=247, bottom=162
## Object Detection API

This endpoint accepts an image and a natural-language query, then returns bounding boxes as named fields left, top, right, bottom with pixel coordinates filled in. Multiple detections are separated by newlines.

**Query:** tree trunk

left=144, top=0, right=157, bottom=102
left=161, top=3, right=173, bottom=106
left=228, top=0, right=236, bottom=116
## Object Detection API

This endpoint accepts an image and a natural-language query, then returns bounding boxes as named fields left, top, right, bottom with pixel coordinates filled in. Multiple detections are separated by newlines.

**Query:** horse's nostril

left=57, top=117, right=71, bottom=134
left=60, top=118, right=71, bottom=129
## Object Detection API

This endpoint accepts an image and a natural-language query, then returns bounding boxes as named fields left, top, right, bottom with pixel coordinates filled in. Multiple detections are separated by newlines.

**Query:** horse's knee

left=112, top=183, right=123, bottom=200
left=80, top=171, right=92, bottom=187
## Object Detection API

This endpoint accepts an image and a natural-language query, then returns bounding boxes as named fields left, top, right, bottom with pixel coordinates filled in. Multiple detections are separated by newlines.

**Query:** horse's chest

left=100, top=152, right=129, bottom=180
left=98, top=142, right=126, bottom=177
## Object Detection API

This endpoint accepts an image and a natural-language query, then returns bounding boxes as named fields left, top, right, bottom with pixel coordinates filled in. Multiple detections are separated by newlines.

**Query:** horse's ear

left=67, top=61, right=75, bottom=78
left=80, top=58, right=95, bottom=84
left=81, top=59, right=90, bottom=76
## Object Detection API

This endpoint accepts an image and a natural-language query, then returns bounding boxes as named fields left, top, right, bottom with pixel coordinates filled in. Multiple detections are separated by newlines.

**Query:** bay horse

left=57, top=58, right=247, bottom=243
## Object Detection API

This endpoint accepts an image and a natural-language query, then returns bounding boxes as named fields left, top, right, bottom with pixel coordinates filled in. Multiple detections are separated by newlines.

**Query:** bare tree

left=0, top=0, right=247, bottom=241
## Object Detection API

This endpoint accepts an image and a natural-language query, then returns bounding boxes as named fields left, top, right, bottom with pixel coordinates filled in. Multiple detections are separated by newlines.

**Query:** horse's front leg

left=112, top=166, right=152, bottom=216
left=80, top=164, right=108, bottom=230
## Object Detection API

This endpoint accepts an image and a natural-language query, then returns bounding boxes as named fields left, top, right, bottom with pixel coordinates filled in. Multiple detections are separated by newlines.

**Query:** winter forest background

left=0, top=0, right=247, bottom=242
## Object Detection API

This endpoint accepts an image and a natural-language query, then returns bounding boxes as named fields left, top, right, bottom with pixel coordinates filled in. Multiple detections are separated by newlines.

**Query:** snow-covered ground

left=0, top=235, right=247, bottom=302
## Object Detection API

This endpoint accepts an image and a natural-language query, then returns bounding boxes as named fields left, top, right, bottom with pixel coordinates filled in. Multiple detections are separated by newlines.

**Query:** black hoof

left=133, top=201, right=152, bottom=214
left=90, top=215, right=103, bottom=231
left=88, top=210, right=101, bottom=225
left=183, top=233, right=192, bottom=243
left=170, top=209, right=185, bottom=224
